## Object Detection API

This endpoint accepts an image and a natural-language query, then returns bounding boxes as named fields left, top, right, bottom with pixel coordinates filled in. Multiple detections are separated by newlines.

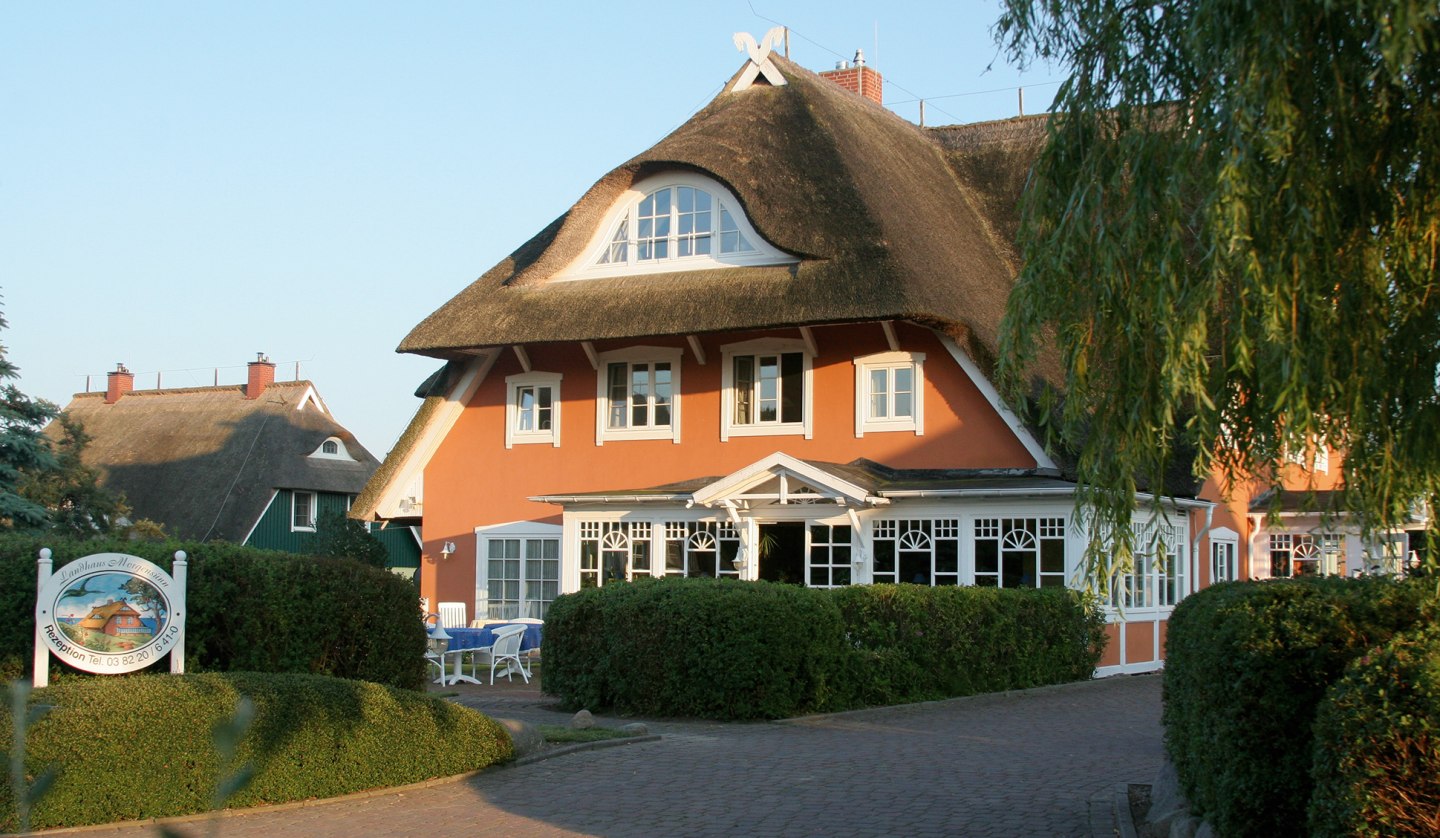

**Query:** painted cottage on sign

left=78, top=600, right=147, bottom=637
left=356, top=34, right=1421, bottom=674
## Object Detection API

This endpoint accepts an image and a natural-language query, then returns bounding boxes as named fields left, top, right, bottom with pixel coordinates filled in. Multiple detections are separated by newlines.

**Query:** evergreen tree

left=0, top=303, right=57, bottom=529
left=18, top=411, right=126, bottom=536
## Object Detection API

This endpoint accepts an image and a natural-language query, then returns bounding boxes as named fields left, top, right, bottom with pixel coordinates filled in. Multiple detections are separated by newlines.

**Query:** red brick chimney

left=105, top=363, right=134, bottom=404
left=819, top=49, right=883, bottom=106
left=246, top=353, right=276, bottom=399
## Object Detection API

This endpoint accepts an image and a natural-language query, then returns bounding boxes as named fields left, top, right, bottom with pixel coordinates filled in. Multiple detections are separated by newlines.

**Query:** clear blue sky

left=2, top=2, right=1061, bottom=457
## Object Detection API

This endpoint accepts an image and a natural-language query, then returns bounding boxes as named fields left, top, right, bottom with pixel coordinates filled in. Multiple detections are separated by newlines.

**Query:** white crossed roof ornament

left=730, top=27, right=787, bottom=92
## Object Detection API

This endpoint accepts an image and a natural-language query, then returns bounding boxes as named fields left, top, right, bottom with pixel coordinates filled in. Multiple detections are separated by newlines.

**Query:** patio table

left=429, top=623, right=542, bottom=686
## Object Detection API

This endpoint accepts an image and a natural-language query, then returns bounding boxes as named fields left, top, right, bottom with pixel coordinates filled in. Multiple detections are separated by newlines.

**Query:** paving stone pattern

left=42, top=675, right=1162, bottom=837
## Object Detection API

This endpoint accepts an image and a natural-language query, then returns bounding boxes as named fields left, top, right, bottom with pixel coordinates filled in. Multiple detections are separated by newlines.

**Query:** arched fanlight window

left=559, top=172, right=795, bottom=279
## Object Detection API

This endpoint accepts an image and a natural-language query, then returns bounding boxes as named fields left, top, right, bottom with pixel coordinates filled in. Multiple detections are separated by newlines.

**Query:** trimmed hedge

left=1162, top=576, right=1433, bottom=838
left=833, top=583, right=1106, bottom=706
left=0, top=534, right=427, bottom=690
left=1310, top=625, right=1440, bottom=838
left=0, top=671, right=512, bottom=831
left=545, top=577, right=847, bottom=719
left=543, top=578, right=1107, bottom=719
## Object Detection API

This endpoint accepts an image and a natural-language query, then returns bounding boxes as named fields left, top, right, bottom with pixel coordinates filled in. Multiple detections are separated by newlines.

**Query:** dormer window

left=559, top=172, right=795, bottom=280
left=310, top=436, right=353, bottom=460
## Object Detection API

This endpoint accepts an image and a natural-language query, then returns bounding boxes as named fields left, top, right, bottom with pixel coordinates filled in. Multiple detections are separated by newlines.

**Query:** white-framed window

left=872, top=519, right=962, bottom=586
left=719, top=338, right=813, bottom=440
left=505, top=372, right=562, bottom=448
left=291, top=490, right=317, bottom=532
left=853, top=351, right=925, bottom=437
left=974, top=517, right=1067, bottom=589
left=309, top=436, right=353, bottom=460
left=1113, top=523, right=1185, bottom=609
left=476, top=523, right=562, bottom=620
left=662, top=521, right=742, bottom=579
left=559, top=172, right=795, bottom=280
left=1313, top=446, right=1329, bottom=473
left=1269, top=532, right=1341, bottom=577
left=579, top=521, right=653, bottom=587
left=807, top=524, right=854, bottom=588
left=1210, top=527, right=1239, bottom=583
left=595, top=346, right=683, bottom=444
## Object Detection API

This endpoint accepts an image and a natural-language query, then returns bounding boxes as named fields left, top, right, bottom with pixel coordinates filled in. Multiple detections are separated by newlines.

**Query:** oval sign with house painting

left=34, top=553, right=183, bottom=675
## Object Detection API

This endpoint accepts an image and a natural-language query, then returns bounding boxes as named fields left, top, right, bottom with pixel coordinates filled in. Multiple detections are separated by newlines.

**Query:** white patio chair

left=437, top=601, right=467, bottom=629
left=422, top=613, right=447, bottom=684
left=468, top=624, right=530, bottom=684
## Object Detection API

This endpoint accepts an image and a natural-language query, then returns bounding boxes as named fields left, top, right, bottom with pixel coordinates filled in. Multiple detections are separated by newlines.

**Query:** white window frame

left=310, top=436, right=355, bottom=461
left=558, top=172, right=796, bottom=280
left=505, top=371, right=562, bottom=448
left=594, top=346, right=684, bottom=445
left=853, top=351, right=925, bottom=437
left=291, top=490, right=317, bottom=532
left=475, top=522, right=562, bottom=621
left=719, top=338, right=814, bottom=441
left=1210, top=527, right=1239, bottom=584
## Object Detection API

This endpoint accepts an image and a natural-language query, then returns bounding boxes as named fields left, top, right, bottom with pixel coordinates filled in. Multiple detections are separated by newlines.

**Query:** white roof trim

left=370, top=352, right=498, bottom=520
left=691, top=451, right=884, bottom=508
left=934, top=331, right=1057, bottom=471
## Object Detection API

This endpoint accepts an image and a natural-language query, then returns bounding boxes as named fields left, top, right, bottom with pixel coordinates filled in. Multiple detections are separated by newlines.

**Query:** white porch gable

left=689, top=452, right=888, bottom=510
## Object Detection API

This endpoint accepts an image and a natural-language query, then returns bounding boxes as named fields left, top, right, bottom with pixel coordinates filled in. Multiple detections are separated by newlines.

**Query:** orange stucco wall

left=1193, top=449, right=1346, bottom=584
left=418, top=322, right=1038, bottom=606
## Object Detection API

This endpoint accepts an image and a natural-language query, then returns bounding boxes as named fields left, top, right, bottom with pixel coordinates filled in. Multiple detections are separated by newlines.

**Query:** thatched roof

left=54, top=381, right=379, bottom=542
left=397, top=54, right=1028, bottom=374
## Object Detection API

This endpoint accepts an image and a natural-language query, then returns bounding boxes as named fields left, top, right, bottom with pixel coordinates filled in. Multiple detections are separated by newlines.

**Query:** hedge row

left=1310, top=625, right=1440, bottom=838
left=833, top=583, right=1107, bottom=706
left=1163, top=576, right=1434, bottom=837
left=0, top=534, right=427, bottom=690
left=0, top=672, right=512, bottom=832
left=543, top=577, right=1106, bottom=719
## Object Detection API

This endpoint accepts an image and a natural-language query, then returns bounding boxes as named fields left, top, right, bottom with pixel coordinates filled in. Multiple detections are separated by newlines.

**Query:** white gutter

left=528, top=494, right=691, bottom=504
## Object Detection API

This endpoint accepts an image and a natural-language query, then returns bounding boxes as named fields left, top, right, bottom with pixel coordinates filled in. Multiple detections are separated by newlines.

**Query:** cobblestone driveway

left=43, top=675, right=1162, bottom=837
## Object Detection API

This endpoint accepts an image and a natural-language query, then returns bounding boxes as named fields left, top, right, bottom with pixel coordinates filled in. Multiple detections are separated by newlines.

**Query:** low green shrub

left=0, top=534, right=427, bottom=690
left=1309, top=625, right=1440, bottom=838
left=544, top=578, right=1106, bottom=719
left=0, top=671, right=512, bottom=832
left=1162, top=576, right=1433, bottom=838
left=831, top=584, right=1106, bottom=705
left=545, top=577, right=846, bottom=719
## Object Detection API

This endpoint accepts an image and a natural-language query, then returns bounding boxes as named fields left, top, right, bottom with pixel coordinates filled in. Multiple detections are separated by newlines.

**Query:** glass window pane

left=781, top=352, right=803, bottom=423
left=734, top=356, right=754, bottom=423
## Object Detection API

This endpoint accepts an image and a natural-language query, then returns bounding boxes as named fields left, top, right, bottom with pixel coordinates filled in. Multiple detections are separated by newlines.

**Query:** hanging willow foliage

left=993, top=1, right=1440, bottom=579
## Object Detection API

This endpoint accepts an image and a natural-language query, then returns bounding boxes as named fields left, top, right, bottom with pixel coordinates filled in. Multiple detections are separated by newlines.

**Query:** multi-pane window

left=869, top=366, right=914, bottom=420
left=579, top=521, right=652, bottom=588
left=974, top=517, right=1067, bottom=588
left=291, top=491, right=316, bottom=531
left=486, top=537, right=560, bottom=620
left=733, top=352, right=803, bottom=425
left=808, top=525, right=853, bottom=588
left=1112, top=523, right=1183, bottom=608
left=515, top=385, right=553, bottom=433
left=872, top=519, right=961, bottom=586
left=1269, top=533, right=1341, bottom=577
left=321, top=439, right=339, bottom=455
left=607, top=361, right=672, bottom=429
left=663, top=522, right=741, bottom=578
left=598, top=184, right=756, bottom=267
left=854, top=352, right=926, bottom=436
left=506, top=372, right=561, bottom=448
left=1211, top=539, right=1237, bottom=583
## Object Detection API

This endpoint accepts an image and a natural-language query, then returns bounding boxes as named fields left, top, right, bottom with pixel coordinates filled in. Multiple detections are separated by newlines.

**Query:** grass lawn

left=537, top=725, right=642, bottom=744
